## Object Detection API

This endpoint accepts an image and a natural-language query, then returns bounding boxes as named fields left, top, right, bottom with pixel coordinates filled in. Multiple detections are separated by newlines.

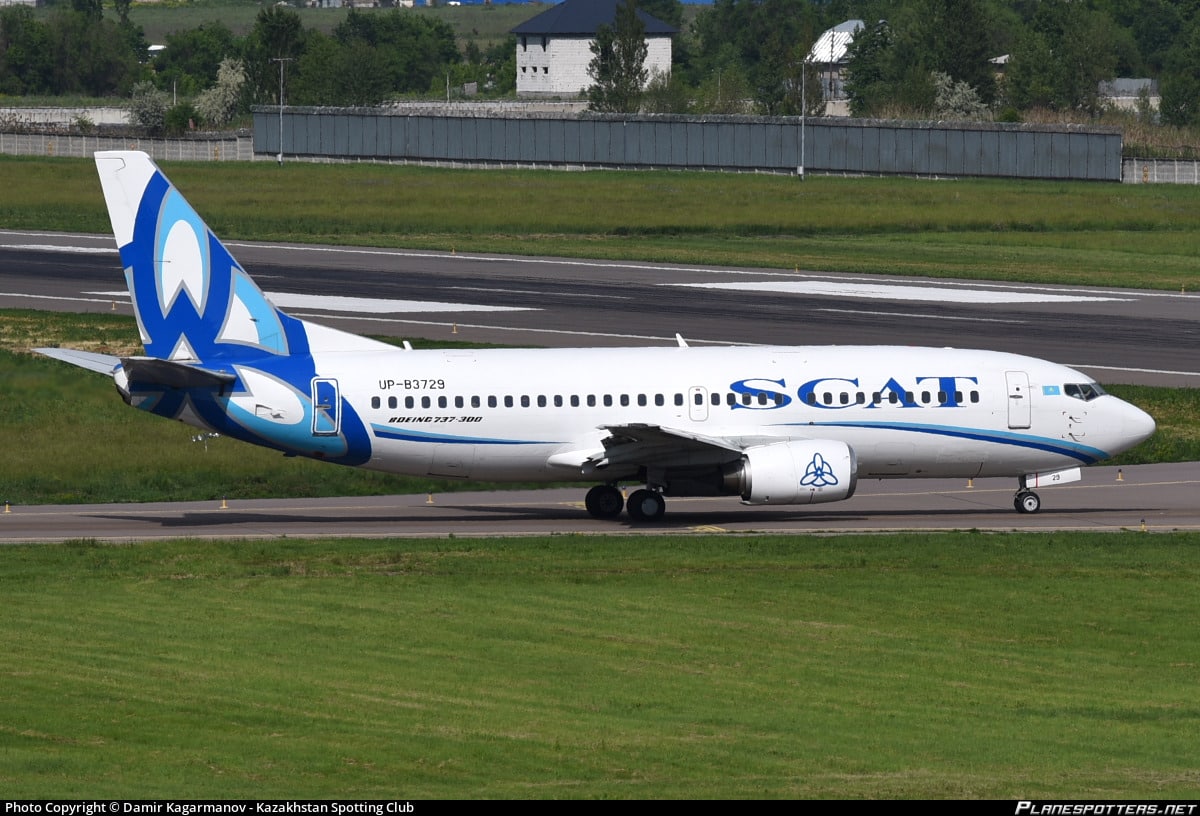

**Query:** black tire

left=585, top=484, right=624, bottom=519
left=1015, top=490, right=1041, bottom=514
left=627, top=488, right=666, bottom=522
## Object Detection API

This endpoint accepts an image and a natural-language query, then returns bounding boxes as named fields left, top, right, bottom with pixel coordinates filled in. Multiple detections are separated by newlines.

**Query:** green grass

left=2, top=155, right=1199, bottom=290
left=2, top=309, right=1195, bottom=506
left=3, top=532, right=1199, bottom=798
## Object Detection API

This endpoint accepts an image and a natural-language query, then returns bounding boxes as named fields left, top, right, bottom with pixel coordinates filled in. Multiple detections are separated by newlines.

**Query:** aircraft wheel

left=1014, top=490, right=1041, bottom=514
left=585, top=484, right=625, bottom=520
left=627, top=489, right=666, bottom=522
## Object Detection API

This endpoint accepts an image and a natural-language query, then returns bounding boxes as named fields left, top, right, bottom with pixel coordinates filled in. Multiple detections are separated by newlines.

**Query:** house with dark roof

left=510, top=0, right=676, bottom=98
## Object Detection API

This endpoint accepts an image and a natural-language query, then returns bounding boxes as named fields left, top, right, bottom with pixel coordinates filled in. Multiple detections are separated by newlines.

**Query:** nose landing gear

left=1014, top=489, right=1041, bottom=514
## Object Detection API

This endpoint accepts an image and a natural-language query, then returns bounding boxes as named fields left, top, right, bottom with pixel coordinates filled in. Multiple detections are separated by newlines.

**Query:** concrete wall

left=254, top=108, right=1124, bottom=182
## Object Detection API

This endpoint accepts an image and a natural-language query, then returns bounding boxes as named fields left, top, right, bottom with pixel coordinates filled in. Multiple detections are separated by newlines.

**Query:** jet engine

left=722, top=439, right=857, bottom=505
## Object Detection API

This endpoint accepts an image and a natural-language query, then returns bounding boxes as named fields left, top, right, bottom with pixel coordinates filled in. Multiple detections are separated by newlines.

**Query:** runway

left=3, top=229, right=1199, bottom=387
left=3, top=232, right=1197, bottom=542
left=3, top=463, right=1197, bottom=543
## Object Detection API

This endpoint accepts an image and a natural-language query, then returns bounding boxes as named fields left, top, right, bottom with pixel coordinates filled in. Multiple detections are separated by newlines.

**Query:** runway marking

left=86, top=290, right=533, bottom=314
left=1, top=243, right=115, bottom=254
left=817, top=307, right=1026, bottom=324
left=0, top=291, right=125, bottom=305
left=1068, top=363, right=1200, bottom=379
left=666, top=280, right=1130, bottom=304
left=448, top=286, right=632, bottom=301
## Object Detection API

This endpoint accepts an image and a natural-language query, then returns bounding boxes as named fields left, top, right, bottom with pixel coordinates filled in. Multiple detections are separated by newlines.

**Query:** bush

left=164, top=102, right=198, bottom=136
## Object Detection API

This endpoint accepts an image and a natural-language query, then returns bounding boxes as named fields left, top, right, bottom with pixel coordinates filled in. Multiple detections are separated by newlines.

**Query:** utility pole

left=272, top=57, right=295, bottom=166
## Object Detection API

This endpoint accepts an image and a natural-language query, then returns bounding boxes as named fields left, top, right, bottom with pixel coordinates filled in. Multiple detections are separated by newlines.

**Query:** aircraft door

left=1005, top=371, right=1031, bottom=429
left=311, top=378, right=341, bottom=436
left=688, top=386, right=709, bottom=422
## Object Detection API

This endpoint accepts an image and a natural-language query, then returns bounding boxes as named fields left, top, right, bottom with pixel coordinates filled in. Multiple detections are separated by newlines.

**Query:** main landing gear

left=584, top=484, right=666, bottom=522
left=1014, top=489, right=1041, bottom=514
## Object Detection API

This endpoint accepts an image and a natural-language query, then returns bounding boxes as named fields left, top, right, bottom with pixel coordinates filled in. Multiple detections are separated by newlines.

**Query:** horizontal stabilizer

left=34, top=348, right=120, bottom=376
left=120, top=356, right=237, bottom=390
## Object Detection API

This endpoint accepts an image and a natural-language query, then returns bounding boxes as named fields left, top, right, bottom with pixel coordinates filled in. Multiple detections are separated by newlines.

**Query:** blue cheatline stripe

left=371, top=424, right=555, bottom=446
left=779, top=421, right=1110, bottom=464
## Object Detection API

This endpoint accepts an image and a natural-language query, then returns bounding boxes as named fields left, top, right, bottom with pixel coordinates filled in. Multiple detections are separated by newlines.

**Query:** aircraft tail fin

left=94, top=151, right=391, bottom=367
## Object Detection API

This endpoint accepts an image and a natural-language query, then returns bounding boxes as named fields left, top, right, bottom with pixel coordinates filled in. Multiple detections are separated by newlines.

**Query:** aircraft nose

left=1122, top=401, right=1156, bottom=447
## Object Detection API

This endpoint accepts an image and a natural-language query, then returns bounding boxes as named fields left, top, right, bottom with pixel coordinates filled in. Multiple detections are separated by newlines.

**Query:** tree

left=194, top=57, right=246, bottom=127
left=0, top=7, right=53, bottom=95
left=129, top=80, right=169, bottom=134
left=154, top=21, right=238, bottom=98
left=843, top=19, right=894, bottom=116
left=587, top=0, right=648, bottom=112
left=242, top=6, right=306, bottom=105
left=1004, top=0, right=1119, bottom=115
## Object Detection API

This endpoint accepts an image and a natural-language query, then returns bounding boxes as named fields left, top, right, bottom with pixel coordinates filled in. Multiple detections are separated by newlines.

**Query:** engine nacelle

left=723, top=440, right=857, bottom=506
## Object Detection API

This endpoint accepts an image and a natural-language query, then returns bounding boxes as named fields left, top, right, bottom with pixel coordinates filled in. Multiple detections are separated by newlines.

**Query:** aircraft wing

left=33, top=348, right=121, bottom=375
left=591, top=422, right=800, bottom=470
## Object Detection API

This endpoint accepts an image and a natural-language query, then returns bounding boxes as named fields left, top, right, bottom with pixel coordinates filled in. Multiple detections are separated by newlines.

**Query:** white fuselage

left=283, top=344, right=1151, bottom=484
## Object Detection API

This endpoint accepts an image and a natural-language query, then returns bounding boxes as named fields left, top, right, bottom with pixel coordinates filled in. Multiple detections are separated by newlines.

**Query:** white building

left=807, top=19, right=864, bottom=116
left=511, top=0, right=676, bottom=98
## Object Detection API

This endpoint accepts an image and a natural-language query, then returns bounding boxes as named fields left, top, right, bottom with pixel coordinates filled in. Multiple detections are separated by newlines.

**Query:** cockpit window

left=1064, top=382, right=1106, bottom=401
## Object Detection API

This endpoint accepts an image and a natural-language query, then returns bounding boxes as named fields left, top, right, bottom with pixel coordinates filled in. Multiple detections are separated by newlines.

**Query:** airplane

left=36, top=151, right=1156, bottom=522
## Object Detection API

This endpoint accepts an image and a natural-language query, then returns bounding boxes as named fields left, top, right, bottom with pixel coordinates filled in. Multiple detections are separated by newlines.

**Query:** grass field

left=3, top=532, right=1200, bottom=798
left=1, top=155, right=1198, bottom=290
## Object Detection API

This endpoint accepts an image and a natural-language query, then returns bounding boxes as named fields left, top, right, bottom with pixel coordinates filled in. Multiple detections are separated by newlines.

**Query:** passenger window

left=553, top=395, right=563, bottom=407
left=570, top=395, right=580, bottom=407
left=620, top=394, right=629, bottom=407
left=371, top=396, right=380, bottom=409
left=421, top=396, right=431, bottom=409
left=488, top=396, right=497, bottom=408
left=675, top=394, right=684, bottom=406
left=655, top=394, right=665, bottom=407
left=521, top=396, right=530, bottom=408
left=438, top=396, right=447, bottom=409
left=471, top=396, right=481, bottom=408
left=603, top=395, right=613, bottom=407
left=504, top=396, right=514, bottom=408
left=537, top=395, right=547, bottom=408
left=587, top=395, right=596, bottom=407
left=388, top=396, right=398, bottom=409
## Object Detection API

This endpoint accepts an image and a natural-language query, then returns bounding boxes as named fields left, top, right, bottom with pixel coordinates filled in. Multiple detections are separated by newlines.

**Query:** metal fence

left=0, top=132, right=255, bottom=161
left=254, top=108, right=1123, bottom=182
left=1122, top=158, right=1200, bottom=184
